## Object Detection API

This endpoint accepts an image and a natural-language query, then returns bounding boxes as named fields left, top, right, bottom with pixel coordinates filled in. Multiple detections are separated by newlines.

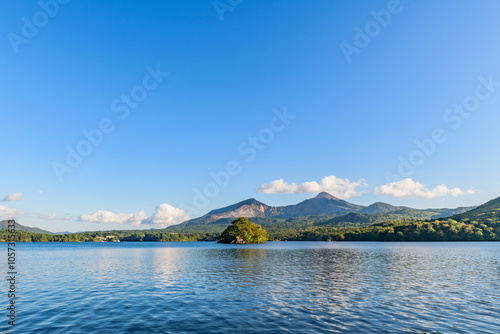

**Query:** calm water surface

left=3, top=242, right=500, bottom=333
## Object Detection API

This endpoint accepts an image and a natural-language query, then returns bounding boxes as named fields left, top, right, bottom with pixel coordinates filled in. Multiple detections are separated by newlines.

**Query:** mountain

left=428, top=206, right=477, bottom=219
left=170, top=192, right=476, bottom=233
left=179, top=192, right=365, bottom=228
left=359, top=202, right=402, bottom=214
left=448, top=196, right=500, bottom=221
left=316, top=208, right=472, bottom=228
left=316, top=212, right=379, bottom=227
left=181, top=198, right=276, bottom=226
left=276, top=192, right=364, bottom=218
left=0, top=220, right=54, bottom=234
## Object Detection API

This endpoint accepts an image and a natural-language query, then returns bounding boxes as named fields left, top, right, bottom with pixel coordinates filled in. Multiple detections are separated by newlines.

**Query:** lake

left=4, top=242, right=500, bottom=333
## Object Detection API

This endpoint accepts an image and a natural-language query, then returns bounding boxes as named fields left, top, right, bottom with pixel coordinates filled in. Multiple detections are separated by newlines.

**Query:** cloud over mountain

left=255, top=175, right=367, bottom=199
left=373, top=178, right=476, bottom=199
left=0, top=205, right=24, bottom=220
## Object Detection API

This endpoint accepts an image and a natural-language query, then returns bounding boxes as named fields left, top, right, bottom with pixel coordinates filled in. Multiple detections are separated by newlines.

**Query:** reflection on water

left=6, top=242, right=500, bottom=333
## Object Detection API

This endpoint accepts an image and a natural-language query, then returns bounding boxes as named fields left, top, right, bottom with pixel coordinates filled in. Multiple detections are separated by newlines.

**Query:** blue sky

left=1, top=0, right=500, bottom=232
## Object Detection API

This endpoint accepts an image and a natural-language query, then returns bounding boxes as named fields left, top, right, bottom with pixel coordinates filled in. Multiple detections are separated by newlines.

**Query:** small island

left=216, top=217, right=268, bottom=244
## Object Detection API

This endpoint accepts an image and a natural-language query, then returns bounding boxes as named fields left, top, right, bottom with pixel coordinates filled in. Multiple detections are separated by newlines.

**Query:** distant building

left=95, top=235, right=120, bottom=242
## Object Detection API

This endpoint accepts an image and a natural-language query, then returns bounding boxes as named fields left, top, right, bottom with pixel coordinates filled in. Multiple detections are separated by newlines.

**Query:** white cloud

left=78, top=203, right=189, bottom=228
left=38, top=213, right=73, bottom=221
left=255, top=175, right=368, bottom=199
left=142, top=204, right=190, bottom=227
left=79, top=210, right=147, bottom=226
left=0, top=205, right=74, bottom=222
left=373, top=178, right=476, bottom=199
left=2, top=193, right=22, bottom=202
left=256, top=179, right=299, bottom=194
left=0, top=205, right=24, bottom=220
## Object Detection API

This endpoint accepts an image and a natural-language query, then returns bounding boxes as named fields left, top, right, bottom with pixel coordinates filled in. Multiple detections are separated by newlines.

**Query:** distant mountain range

left=183, top=192, right=363, bottom=225
left=0, top=220, right=53, bottom=234
left=169, top=192, right=476, bottom=233
left=0, top=193, right=487, bottom=237
left=2, top=195, right=498, bottom=242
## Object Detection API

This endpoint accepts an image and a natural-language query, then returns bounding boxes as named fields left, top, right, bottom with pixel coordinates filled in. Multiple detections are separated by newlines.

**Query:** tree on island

left=217, top=217, right=268, bottom=244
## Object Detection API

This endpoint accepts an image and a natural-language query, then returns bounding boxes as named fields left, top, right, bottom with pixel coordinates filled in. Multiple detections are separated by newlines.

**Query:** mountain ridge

left=0, top=220, right=54, bottom=234
left=359, top=202, right=401, bottom=214
left=174, top=192, right=476, bottom=230
left=447, top=196, right=500, bottom=221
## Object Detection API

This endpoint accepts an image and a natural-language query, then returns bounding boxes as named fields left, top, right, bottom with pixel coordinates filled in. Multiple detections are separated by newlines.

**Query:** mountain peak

left=203, top=198, right=267, bottom=217
left=359, top=202, right=400, bottom=214
left=315, top=192, right=341, bottom=201
left=238, top=198, right=263, bottom=206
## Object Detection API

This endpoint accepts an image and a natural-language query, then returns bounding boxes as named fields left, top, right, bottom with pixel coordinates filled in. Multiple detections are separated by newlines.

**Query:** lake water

left=3, top=242, right=500, bottom=333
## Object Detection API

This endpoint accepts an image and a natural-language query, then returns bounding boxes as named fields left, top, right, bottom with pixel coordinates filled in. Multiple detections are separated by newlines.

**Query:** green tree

left=217, top=218, right=268, bottom=244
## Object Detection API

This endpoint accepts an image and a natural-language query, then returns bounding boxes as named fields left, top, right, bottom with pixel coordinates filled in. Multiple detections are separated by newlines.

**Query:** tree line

left=1, top=212, right=498, bottom=242
left=0, top=229, right=216, bottom=242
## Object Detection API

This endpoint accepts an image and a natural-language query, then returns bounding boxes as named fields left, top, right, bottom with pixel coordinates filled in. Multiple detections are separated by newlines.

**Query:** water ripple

left=2, top=242, right=499, bottom=333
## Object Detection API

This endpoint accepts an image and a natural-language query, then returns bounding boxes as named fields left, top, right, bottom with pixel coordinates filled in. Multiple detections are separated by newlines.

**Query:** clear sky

left=1, top=0, right=500, bottom=232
